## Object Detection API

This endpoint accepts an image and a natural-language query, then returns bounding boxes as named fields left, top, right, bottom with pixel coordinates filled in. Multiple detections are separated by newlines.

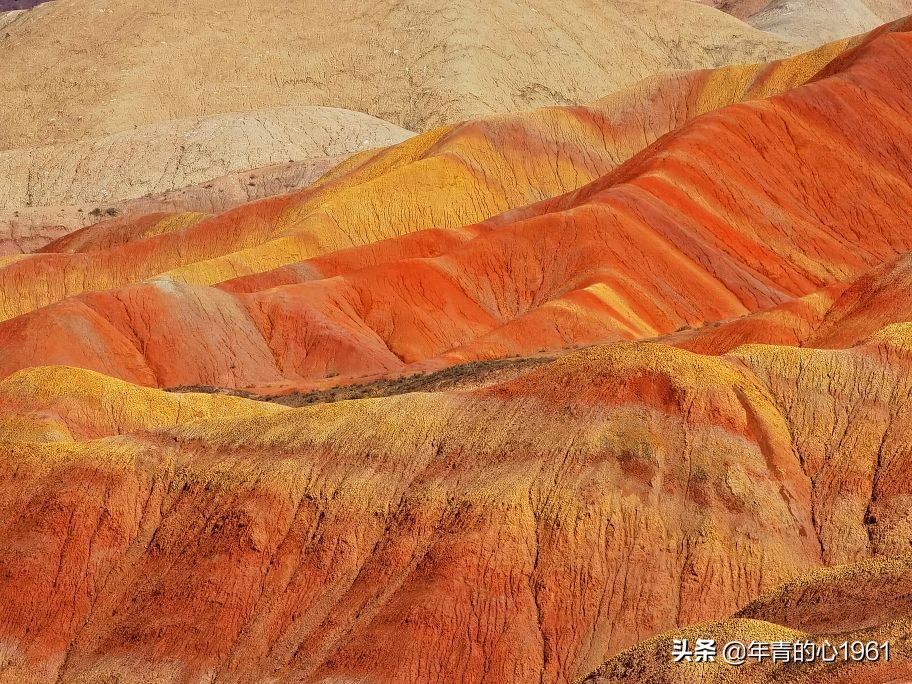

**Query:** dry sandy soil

left=0, top=0, right=798, bottom=151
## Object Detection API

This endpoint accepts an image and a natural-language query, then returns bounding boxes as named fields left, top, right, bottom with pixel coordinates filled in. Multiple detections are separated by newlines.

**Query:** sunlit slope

left=3, top=331, right=912, bottom=681
left=0, top=366, right=284, bottom=441
left=0, top=0, right=797, bottom=151
left=1, top=23, right=911, bottom=388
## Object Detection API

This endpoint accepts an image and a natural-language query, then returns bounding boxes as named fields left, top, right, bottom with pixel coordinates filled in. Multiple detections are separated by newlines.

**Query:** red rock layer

left=672, top=251, right=912, bottom=354
left=0, top=25, right=871, bottom=324
left=3, top=329, right=912, bottom=681
left=1, top=22, right=911, bottom=390
left=2, top=17, right=912, bottom=684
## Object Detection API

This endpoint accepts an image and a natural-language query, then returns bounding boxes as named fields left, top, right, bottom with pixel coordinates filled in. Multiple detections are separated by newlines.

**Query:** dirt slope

left=0, top=0, right=798, bottom=151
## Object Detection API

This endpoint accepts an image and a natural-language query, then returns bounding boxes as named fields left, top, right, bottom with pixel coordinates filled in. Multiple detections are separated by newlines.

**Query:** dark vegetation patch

left=167, top=355, right=555, bottom=406
left=89, top=207, right=119, bottom=218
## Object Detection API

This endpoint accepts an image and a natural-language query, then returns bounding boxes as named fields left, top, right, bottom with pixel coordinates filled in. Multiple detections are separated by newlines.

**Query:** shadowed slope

left=694, top=0, right=912, bottom=42
left=690, top=1, right=775, bottom=19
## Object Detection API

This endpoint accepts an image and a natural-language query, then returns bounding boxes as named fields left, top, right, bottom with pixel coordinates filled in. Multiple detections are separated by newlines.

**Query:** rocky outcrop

left=0, top=22, right=910, bottom=389
left=3, top=330, right=912, bottom=681
left=2, top=9, right=912, bottom=684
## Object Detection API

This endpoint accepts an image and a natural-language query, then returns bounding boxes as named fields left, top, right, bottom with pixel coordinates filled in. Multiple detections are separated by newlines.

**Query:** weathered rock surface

left=0, top=154, right=352, bottom=257
left=0, top=22, right=910, bottom=389
left=4, top=331, right=912, bottom=681
left=748, top=1, right=912, bottom=45
left=2, top=10, right=912, bottom=684
left=0, top=107, right=412, bottom=255
left=694, top=0, right=912, bottom=43
left=674, top=252, right=912, bottom=355
left=0, top=107, right=412, bottom=211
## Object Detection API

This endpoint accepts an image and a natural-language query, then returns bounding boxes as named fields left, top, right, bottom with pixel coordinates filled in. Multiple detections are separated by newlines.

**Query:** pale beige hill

left=0, top=0, right=799, bottom=150
left=0, top=154, right=351, bottom=255
left=746, top=0, right=912, bottom=45
left=0, top=10, right=25, bottom=31
left=866, top=0, right=912, bottom=17
left=0, top=105, right=412, bottom=210
left=692, top=0, right=912, bottom=24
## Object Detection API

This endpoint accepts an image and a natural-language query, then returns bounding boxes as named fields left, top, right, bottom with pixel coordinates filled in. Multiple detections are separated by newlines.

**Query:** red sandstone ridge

left=2, top=12, right=912, bottom=684
left=3, top=332, right=912, bottom=682
left=663, top=251, right=912, bottom=355
left=1, top=21, right=911, bottom=391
